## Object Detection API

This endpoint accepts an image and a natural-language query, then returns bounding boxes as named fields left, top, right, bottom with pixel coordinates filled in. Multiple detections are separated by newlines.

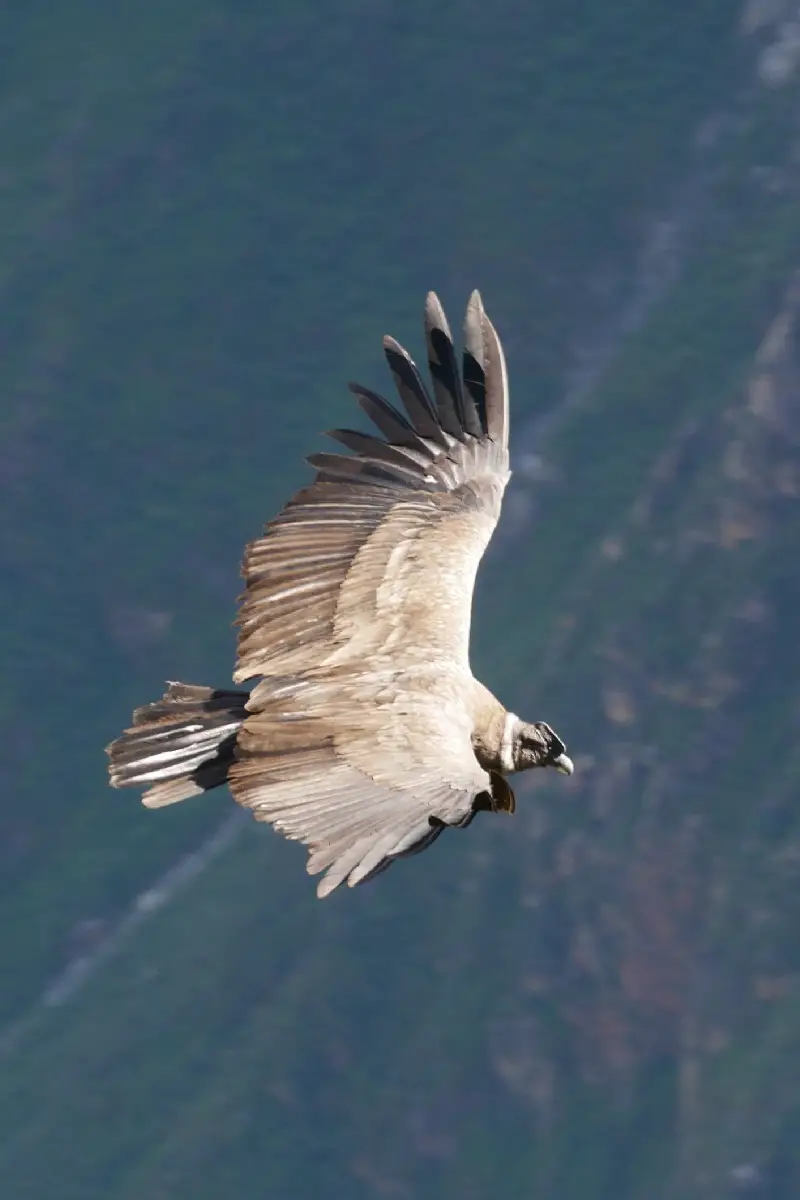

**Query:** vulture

left=107, top=291, right=573, bottom=897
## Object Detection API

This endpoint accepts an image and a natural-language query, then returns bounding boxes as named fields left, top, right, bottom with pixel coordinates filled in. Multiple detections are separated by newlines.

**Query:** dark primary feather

left=323, top=429, right=462, bottom=489
left=382, top=335, right=450, bottom=447
left=425, top=291, right=483, bottom=437
left=464, top=289, right=509, bottom=447
left=348, top=383, right=425, bottom=449
left=305, top=450, right=437, bottom=490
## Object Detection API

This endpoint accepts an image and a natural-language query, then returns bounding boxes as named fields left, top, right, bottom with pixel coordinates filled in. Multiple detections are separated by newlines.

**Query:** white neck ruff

left=499, top=711, right=518, bottom=774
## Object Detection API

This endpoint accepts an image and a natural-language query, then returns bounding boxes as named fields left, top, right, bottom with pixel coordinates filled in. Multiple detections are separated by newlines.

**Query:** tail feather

left=106, top=682, right=249, bottom=808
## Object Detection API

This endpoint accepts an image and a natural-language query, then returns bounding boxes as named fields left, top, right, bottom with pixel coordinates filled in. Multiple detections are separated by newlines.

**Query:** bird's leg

left=488, top=770, right=516, bottom=814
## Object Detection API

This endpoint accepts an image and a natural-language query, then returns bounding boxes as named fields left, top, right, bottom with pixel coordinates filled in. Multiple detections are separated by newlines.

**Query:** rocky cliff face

left=493, top=272, right=800, bottom=1196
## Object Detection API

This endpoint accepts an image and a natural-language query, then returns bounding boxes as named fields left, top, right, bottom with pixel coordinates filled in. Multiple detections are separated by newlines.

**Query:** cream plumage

left=107, top=291, right=573, bottom=897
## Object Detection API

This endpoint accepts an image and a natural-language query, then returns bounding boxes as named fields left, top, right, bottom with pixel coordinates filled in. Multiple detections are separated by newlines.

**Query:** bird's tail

left=106, top=682, right=250, bottom=809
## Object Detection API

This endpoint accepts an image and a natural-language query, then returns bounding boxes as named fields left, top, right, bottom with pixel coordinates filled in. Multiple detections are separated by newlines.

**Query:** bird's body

left=107, top=291, right=573, bottom=897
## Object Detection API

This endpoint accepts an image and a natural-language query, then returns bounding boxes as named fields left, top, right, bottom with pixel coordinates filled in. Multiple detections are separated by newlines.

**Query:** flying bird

left=107, top=291, right=573, bottom=897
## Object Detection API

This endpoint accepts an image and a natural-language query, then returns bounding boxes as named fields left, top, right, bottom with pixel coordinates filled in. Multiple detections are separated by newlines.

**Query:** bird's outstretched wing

left=229, top=291, right=513, bottom=894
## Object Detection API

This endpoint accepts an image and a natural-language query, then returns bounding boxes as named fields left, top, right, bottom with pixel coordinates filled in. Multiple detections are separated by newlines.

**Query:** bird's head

left=513, top=720, right=574, bottom=776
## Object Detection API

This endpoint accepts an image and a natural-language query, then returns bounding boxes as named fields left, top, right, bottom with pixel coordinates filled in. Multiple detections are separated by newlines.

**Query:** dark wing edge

left=328, top=288, right=510, bottom=488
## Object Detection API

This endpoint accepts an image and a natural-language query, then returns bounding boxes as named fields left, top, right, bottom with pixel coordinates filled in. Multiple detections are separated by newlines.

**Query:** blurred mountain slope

left=1, top=2, right=800, bottom=1198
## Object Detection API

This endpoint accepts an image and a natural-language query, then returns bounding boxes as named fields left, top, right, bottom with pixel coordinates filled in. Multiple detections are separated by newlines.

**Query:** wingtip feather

left=481, top=309, right=509, bottom=447
left=423, top=290, right=483, bottom=437
left=463, top=290, right=509, bottom=448
left=424, top=290, right=451, bottom=336
left=467, top=288, right=484, bottom=318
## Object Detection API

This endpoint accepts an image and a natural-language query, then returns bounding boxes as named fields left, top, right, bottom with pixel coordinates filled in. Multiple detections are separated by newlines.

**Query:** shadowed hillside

left=2, top=3, right=800, bottom=1198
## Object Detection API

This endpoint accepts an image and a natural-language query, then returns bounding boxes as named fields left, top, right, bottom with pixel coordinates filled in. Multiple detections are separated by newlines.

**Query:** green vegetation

left=2, top=2, right=800, bottom=1197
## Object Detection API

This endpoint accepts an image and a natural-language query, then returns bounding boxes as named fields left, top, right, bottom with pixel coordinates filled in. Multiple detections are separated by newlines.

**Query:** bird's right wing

left=233, top=290, right=511, bottom=685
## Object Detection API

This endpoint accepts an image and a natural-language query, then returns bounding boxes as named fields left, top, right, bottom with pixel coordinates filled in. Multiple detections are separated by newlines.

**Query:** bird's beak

left=552, top=752, right=574, bottom=776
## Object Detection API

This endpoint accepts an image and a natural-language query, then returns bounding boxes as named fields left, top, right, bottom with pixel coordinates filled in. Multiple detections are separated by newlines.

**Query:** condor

left=107, top=291, right=573, bottom=897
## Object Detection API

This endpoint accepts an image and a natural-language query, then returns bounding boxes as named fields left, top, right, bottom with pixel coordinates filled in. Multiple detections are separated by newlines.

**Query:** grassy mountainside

left=2, top=2, right=800, bottom=1197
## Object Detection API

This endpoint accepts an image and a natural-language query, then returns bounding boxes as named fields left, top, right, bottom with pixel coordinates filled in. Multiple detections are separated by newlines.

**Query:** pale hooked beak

left=553, top=752, right=574, bottom=776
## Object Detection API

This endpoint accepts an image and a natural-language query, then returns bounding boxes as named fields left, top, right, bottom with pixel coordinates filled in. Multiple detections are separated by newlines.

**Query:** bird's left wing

left=231, top=663, right=493, bottom=896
